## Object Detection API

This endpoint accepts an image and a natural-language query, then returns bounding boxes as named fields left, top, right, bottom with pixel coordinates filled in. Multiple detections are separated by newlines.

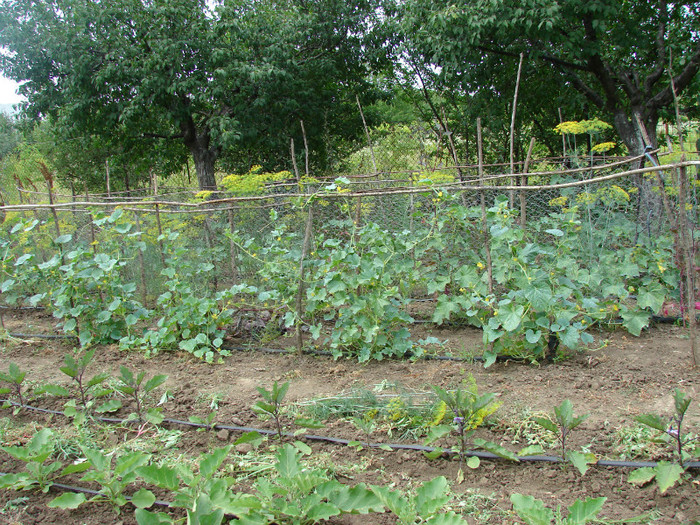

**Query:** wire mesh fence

left=2, top=145, right=700, bottom=363
left=2, top=153, right=697, bottom=290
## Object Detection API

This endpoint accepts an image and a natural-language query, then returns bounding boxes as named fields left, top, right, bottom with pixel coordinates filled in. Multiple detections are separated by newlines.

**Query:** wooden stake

left=295, top=204, right=314, bottom=354
left=300, top=120, right=309, bottom=176
left=151, top=170, right=165, bottom=268
left=356, top=95, right=377, bottom=174
left=477, top=118, right=494, bottom=294
left=86, top=183, right=97, bottom=255
left=105, top=159, right=111, bottom=198
left=133, top=210, right=149, bottom=306
left=520, top=138, right=536, bottom=228
left=509, top=53, right=525, bottom=208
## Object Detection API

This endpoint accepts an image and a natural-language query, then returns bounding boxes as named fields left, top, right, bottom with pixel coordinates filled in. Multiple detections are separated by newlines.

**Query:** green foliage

left=0, top=0, right=383, bottom=189
left=121, top=229, right=233, bottom=362
left=73, top=448, right=151, bottom=512
left=253, top=381, right=291, bottom=442
left=428, top=193, right=673, bottom=363
left=306, top=220, right=417, bottom=361
left=136, top=445, right=260, bottom=525
left=227, top=443, right=381, bottom=524
left=0, top=362, right=27, bottom=410
left=428, top=380, right=515, bottom=474
left=370, top=476, right=468, bottom=524
left=533, top=400, right=593, bottom=474
left=397, top=0, right=700, bottom=155
left=0, top=428, right=90, bottom=493
left=112, top=366, right=168, bottom=426
left=627, top=462, right=685, bottom=494
left=629, top=389, right=699, bottom=492
left=38, top=348, right=116, bottom=423
left=510, top=493, right=606, bottom=525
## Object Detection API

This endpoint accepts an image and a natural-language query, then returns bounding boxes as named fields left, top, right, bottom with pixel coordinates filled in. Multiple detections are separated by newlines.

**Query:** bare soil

left=1, top=309, right=699, bottom=524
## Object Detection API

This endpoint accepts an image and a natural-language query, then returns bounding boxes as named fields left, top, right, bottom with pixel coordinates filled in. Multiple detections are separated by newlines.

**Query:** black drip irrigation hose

left=0, top=305, right=46, bottom=311
left=3, top=399, right=699, bottom=471
left=0, top=473, right=173, bottom=509
left=7, top=333, right=78, bottom=341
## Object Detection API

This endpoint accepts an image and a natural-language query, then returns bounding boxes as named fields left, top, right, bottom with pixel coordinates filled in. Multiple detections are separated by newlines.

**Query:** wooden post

left=509, top=53, right=524, bottom=208
left=105, top=159, right=111, bottom=198
left=300, top=120, right=310, bottom=177
left=151, top=170, right=166, bottom=268
left=295, top=204, right=314, bottom=354
left=133, top=210, right=149, bottom=306
left=520, top=138, right=536, bottom=228
left=558, top=108, right=566, bottom=158
left=477, top=118, right=494, bottom=294
left=678, top=159, right=698, bottom=367
left=38, top=162, right=61, bottom=238
left=85, top=183, right=97, bottom=255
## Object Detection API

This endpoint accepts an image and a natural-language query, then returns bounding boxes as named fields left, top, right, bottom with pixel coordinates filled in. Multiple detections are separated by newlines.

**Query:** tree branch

left=476, top=45, right=588, bottom=72
left=648, top=41, right=700, bottom=109
left=563, top=71, right=606, bottom=109
left=643, top=2, right=668, bottom=97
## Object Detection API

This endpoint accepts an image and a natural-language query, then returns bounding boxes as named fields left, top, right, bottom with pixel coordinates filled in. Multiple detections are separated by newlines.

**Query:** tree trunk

left=613, top=109, right=658, bottom=156
left=190, top=144, right=218, bottom=191
left=181, top=116, right=219, bottom=191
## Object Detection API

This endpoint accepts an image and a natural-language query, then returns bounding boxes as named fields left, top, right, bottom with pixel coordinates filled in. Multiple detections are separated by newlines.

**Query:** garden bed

left=1, top=309, right=699, bottom=524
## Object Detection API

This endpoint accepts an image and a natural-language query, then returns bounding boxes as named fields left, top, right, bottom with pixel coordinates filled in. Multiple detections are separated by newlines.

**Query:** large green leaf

left=653, top=461, right=684, bottom=493
left=621, top=308, right=650, bottom=336
left=565, top=496, right=606, bottom=524
left=497, top=301, right=525, bottom=332
left=510, top=493, right=554, bottom=525
left=47, top=492, right=87, bottom=509
left=414, top=476, right=450, bottom=516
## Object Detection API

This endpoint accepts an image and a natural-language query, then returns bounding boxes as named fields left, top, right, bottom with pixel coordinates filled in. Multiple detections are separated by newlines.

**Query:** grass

left=295, top=381, right=443, bottom=441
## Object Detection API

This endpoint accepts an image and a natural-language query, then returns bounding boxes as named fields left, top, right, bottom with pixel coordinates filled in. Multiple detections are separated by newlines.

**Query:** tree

left=0, top=112, right=19, bottom=160
left=398, top=0, right=700, bottom=155
left=0, top=0, right=380, bottom=190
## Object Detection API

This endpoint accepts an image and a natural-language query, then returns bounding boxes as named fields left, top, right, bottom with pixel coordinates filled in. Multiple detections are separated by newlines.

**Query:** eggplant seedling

left=0, top=362, right=27, bottom=412
left=533, top=399, right=595, bottom=475
left=629, top=389, right=699, bottom=493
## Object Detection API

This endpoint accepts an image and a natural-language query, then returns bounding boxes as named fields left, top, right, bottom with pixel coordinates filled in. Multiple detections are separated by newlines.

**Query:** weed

left=612, top=423, right=666, bottom=461
left=498, top=407, right=558, bottom=453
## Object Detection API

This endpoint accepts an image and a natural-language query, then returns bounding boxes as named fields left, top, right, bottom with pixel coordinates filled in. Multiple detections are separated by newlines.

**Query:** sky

left=0, top=75, right=26, bottom=105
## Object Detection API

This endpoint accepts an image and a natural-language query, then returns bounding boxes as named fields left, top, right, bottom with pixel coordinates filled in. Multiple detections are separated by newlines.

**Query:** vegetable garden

left=1, top=152, right=700, bottom=523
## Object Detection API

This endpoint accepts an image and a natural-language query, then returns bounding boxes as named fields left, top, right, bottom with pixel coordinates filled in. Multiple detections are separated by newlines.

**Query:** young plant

left=628, top=389, right=699, bottom=493
left=135, top=445, right=259, bottom=525
left=351, top=413, right=378, bottom=450
left=0, top=362, right=27, bottom=412
left=50, top=448, right=151, bottom=513
left=427, top=380, right=516, bottom=477
left=370, top=476, right=468, bottom=524
left=229, top=443, right=384, bottom=525
left=112, top=366, right=168, bottom=427
left=37, top=348, right=118, bottom=423
left=510, top=493, right=606, bottom=525
left=532, top=400, right=594, bottom=475
left=253, top=380, right=290, bottom=442
left=0, top=428, right=89, bottom=493
left=189, top=392, right=224, bottom=431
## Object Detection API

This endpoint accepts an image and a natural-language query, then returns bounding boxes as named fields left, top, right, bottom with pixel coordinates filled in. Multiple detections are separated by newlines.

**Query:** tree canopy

left=0, top=0, right=382, bottom=189
left=398, top=0, right=700, bottom=155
